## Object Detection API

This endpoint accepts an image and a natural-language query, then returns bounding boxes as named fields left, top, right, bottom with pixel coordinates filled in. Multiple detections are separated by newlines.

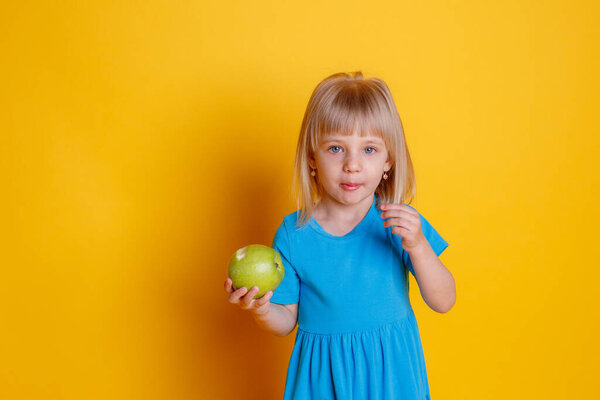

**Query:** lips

left=341, top=183, right=361, bottom=191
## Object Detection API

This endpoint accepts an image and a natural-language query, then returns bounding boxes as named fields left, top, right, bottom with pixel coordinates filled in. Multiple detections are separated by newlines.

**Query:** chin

left=337, top=191, right=373, bottom=205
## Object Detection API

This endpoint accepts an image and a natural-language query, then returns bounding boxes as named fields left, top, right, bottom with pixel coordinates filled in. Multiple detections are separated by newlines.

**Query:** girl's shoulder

left=283, top=210, right=299, bottom=223
left=278, top=210, right=312, bottom=235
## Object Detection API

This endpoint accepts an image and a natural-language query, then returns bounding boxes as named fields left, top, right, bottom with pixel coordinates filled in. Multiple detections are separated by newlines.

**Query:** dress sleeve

left=392, top=206, right=449, bottom=276
left=270, top=220, right=300, bottom=305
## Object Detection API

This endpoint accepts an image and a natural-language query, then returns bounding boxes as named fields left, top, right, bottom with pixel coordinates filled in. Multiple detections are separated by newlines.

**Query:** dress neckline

left=308, top=195, right=380, bottom=240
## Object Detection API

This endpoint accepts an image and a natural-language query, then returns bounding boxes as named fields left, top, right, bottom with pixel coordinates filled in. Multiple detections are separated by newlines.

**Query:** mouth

left=340, top=183, right=361, bottom=191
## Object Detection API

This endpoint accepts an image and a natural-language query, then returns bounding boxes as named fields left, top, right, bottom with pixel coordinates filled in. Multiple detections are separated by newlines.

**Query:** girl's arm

left=381, top=204, right=456, bottom=313
left=252, top=302, right=298, bottom=337
left=407, top=244, right=456, bottom=313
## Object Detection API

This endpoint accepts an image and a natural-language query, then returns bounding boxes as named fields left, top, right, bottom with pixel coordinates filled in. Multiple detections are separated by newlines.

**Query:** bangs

left=311, top=84, right=393, bottom=149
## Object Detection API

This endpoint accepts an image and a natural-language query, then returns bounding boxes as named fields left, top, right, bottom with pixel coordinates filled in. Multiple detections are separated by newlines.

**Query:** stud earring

left=383, top=171, right=388, bottom=180
left=310, top=169, right=316, bottom=177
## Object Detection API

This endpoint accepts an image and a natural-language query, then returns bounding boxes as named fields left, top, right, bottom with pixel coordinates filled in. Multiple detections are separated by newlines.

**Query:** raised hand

left=380, top=203, right=427, bottom=252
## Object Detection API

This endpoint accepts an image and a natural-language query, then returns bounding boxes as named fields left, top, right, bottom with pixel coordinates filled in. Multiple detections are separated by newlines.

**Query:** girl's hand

left=380, top=203, right=428, bottom=252
left=224, top=277, right=273, bottom=316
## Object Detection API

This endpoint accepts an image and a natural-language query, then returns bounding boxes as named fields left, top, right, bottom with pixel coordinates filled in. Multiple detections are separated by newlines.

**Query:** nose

left=343, top=151, right=361, bottom=173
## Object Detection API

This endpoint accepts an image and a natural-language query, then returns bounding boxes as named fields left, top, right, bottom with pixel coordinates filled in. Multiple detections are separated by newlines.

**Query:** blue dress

left=270, top=195, right=449, bottom=399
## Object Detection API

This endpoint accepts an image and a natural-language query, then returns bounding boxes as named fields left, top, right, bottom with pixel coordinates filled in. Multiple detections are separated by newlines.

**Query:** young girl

left=224, top=71, right=456, bottom=399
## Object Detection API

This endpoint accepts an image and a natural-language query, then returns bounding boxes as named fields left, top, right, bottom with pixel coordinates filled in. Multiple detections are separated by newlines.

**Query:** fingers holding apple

left=247, top=288, right=273, bottom=316
left=224, top=277, right=235, bottom=293
left=225, top=279, right=244, bottom=301
left=241, top=286, right=261, bottom=308
left=225, top=277, right=246, bottom=298
left=225, top=278, right=273, bottom=315
left=223, top=286, right=274, bottom=319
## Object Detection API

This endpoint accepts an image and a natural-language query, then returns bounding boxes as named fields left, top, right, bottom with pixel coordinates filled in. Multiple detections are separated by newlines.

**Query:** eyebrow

left=321, top=137, right=384, bottom=145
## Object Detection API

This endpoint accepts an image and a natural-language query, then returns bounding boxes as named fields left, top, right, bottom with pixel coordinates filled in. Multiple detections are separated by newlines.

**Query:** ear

left=384, top=157, right=393, bottom=173
left=308, top=156, right=316, bottom=170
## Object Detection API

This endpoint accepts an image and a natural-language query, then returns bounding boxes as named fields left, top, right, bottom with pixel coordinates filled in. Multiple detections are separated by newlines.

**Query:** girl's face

left=309, top=132, right=392, bottom=208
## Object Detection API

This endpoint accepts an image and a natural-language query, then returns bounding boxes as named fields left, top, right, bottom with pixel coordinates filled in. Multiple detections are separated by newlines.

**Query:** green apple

left=228, top=244, right=285, bottom=299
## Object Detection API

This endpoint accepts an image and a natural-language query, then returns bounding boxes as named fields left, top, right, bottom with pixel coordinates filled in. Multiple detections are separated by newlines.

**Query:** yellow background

left=2, top=1, right=599, bottom=399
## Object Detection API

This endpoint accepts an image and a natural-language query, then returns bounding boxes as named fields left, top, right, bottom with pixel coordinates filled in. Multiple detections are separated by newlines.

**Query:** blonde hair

left=293, top=71, right=416, bottom=226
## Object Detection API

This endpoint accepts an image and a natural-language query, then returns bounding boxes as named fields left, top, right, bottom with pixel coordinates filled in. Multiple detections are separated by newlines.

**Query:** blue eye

left=329, top=146, right=342, bottom=153
left=364, top=147, right=376, bottom=154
